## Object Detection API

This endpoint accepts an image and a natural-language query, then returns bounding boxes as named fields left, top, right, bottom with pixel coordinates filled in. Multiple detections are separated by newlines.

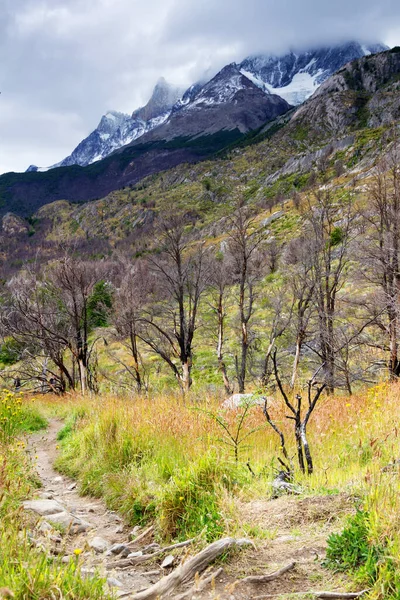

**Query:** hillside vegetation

left=1, top=47, right=400, bottom=599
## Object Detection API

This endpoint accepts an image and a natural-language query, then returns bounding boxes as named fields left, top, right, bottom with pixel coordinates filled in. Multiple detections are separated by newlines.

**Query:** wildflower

left=73, top=548, right=83, bottom=556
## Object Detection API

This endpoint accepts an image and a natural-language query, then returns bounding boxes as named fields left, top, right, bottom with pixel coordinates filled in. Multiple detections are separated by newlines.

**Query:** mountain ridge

left=25, top=40, right=388, bottom=173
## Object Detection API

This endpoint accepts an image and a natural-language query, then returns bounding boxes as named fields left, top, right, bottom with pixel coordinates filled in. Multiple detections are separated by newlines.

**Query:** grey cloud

left=0, top=0, right=399, bottom=173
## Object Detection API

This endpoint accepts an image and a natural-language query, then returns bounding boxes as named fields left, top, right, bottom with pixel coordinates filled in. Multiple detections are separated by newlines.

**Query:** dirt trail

left=25, top=419, right=354, bottom=599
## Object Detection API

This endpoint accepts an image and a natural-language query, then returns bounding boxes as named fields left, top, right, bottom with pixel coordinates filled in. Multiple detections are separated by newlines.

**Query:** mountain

left=2, top=47, right=399, bottom=220
left=238, top=41, right=389, bottom=105
left=131, top=64, right=291, bottom=143
left=27, top=78, right=184, bottom=172
left=25, top=41, right=387, bottom=173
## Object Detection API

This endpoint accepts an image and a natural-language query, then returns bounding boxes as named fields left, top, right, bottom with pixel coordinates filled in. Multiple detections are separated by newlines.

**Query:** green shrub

left=157, top=455, right=236, bottom=542
left=325, top=510, right=384, bottom=582
left=0, top=338, right=23, bottom=365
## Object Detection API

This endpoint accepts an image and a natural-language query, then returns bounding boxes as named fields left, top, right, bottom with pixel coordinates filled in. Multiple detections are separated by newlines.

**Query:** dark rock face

left=130, top=65, right=291, bottom=143
left=134, top=77, right=183, bottom=122
left=290, top=49, right=400, bottom=136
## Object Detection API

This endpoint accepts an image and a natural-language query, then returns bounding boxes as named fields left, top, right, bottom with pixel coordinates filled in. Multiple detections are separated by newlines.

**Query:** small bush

left=325, top=510, right=384, bottom=582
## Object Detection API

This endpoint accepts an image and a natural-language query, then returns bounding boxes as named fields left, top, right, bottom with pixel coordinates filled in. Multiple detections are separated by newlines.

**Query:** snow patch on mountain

left=239, top=41, right=389, bottom=105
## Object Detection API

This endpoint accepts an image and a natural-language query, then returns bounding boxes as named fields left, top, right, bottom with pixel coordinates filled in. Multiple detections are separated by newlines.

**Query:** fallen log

left=241, top=562, right=296, bottom=584
left=130, top=537, right=253, bottom=600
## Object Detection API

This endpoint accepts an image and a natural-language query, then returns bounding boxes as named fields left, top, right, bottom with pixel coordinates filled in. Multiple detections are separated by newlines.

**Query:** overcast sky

left=1, top=0, right=400, bottom=174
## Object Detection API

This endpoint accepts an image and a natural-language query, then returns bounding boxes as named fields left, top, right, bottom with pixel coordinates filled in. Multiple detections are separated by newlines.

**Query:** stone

left=275, top=535, right=295, bottom=542
left=127, top=551, right=143, bottom=558
left=46, top=511, right=91, bottom=532
left=37, top=521, right=54, bottom=534
left=262, top=210, right=284, bottom=226
left=67, top=482, right=77, bottom=491
left=115, top=525, right=124, bottom=534
left=107, top=578, right=124, bottom=588
left=89, top=536, right=110, bottom=554
left=130, top=526, right=141, bottom=537
left=61, top=556, right=72, bottom=563
left=53, top=476, right=63, bottom=483
left=38, top=492, right=54, bottom=500
left=161, top=554, right=175, bottom=569
left=23, top=500, right=65, bottom=516
left=106, top=544, right=131, bottom=558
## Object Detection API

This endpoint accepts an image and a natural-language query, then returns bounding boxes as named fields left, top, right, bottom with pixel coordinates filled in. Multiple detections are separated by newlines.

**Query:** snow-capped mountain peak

left=238, top=41, right=389, bottom=105
left=28, top=40, right=389, bottom=172
left=188, top=64, right=261, bottom=107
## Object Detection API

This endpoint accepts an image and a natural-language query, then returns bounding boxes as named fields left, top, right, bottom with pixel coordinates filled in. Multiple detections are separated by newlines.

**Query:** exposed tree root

left=108, top=538, right=196, bottom=569
left=129, top=537, right=253, bottom=600
left=241, top=561, right=296, bottom=583
left=175, top=567, right=223, bottom=599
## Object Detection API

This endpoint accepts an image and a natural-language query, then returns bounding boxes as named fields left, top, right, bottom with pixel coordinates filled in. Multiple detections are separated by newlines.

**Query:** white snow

left=241, top=68, right=324, bottom=105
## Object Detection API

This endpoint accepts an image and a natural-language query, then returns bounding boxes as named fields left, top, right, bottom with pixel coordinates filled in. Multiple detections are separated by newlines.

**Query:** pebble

left=161, top=554, right=175, bottom=569
left=127, top=551, right=143, bottom=558
left=37, top=521, right=53, bottom=533
left=53, top=476, right=63, bottom=483
left=38, top=492, right=54, bottom=500
left=107, top=577, right=124, bottom=588
left=106, top=544, right=131, bottom=558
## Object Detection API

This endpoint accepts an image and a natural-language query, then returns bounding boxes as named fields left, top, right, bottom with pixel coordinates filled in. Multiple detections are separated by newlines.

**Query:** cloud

left=1, top=0, right=399, bottom=173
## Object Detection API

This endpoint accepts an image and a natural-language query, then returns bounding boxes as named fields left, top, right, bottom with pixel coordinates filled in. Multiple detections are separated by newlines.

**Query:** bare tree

left=361, top=147, right=400, bottom=379
left=112, top=260, right=149, bottom=392
left=48, top=256, right=105, bottom=394
left=207, top=250, right=234, bottom=394
left=284, top=236, right=317, bottom=389
left=302, top=189, right=354, bottom=393
left=1, top=267, right=75, bottom=392
left=140, top=218, right=208, bottom=392
left=227, top=206, right=264, bottom=393
left=264, top=351, right=326, bottom=475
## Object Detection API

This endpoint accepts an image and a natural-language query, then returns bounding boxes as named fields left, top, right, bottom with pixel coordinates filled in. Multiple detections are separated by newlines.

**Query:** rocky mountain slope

left=26, top=41, right=387, bottom=173
left=1, top=47, right=399, bottom=225
left=238, top=41, right=388, bottom=105
left=125, top=64, right=291, bottom=143
left=27, top=78, right=184, bottom=171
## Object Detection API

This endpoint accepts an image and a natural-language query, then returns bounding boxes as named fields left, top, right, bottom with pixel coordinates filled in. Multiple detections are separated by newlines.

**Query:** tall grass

left=0, top=390, right=109, bottom=599
left=50, top=382, right=400, bottom=597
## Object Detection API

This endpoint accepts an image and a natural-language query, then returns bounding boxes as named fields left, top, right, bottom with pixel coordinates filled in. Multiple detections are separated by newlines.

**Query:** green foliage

left=325, top=511, right=384, bottom=582
left=87, top=280, right=113, bottom=328
left=157, top=455, right=232, bottom=541
left=57, top=407, right=87, bottom=441
left=292, top=124, right=309, bottom=141
left=0, top=338, right=23, bottom=365
left=330, top=226, right=344, bottom=247
left=0, top=391, right=47, bottom=443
